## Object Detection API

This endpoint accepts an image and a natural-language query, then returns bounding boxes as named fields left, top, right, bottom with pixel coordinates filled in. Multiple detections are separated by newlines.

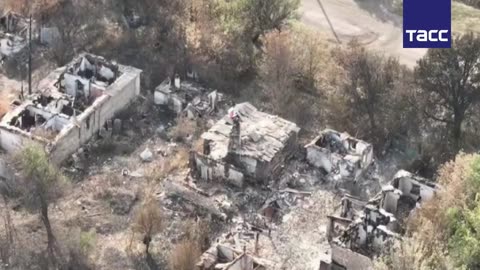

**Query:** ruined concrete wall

left=227, top=254, right=254, bottom=270
left=382, top=191, right=400, bottom=214
left=194, top=153, right=244, bottom=187
left=0, top=128, right=27, bottom=154
left=49, top=72, right=141, bottom=164
left=154, top=91, right=169, bottom=105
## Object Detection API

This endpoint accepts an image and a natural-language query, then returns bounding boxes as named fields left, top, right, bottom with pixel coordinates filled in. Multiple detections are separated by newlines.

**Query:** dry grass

left=145, top=147, right=190, bottom=182
left=403, top=153, right=478, bottom=268
left=168, top=239, right=201, bottom=270
left=31, top=128, right=58, bottom=140
left=2, top=0, right=60, bottom=15
left=168, top=116, right=197, bottom=143
left=385, top=1, right=480, bottom=35
left=452, top=1, right=480, bottom=35
left=0, top=93, right=9, bottom=120
left=132, top=198, right=163, bottom=237
left=184, top=219, right=211, bottom=251
left=168, top=218, right=211, bottom=269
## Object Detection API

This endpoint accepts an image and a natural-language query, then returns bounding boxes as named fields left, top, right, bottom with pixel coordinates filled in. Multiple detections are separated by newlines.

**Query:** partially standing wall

left=48, top=68, right=141, bottom=164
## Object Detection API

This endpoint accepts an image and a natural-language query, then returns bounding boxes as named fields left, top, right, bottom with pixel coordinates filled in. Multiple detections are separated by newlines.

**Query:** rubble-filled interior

left=324, top=169, right=438, bottom=258
left=305, top=129, right=374, bottom=181
left=59, top=54, right=121, bottom=97
left=0, top=53, right=141, bottom=163
left=154, top=75, right=224, bottom=118
left=0, top=10, right=29, bottom=59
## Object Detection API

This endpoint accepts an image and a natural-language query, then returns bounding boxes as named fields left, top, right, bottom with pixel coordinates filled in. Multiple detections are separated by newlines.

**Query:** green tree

left=240, top=0, right=300, bottom=46
left=337, top=43, right=405, bottom=145
left=415, top=33, right=480, bottom=152
left=446, top=157, right=480, bottom=269
left=13, top=144, right=67, bottom=267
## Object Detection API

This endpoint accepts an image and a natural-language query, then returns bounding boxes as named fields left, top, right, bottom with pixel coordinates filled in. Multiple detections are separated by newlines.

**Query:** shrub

left=145, top=147, right=189, bottom=182
left=168, top=116, right=197, bottom=143
left=132, top=198, right=163, bottom=255
left=168, top=239, right=201, bottom=270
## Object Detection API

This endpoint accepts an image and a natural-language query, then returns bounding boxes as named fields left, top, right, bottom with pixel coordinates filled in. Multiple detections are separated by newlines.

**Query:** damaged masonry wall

left=154, top=75, right=222, bottom=118
left=305, top=129, right=373, bottom=181
left=192, top=102, right=300, bottom=187
left=326, top=170, right=438, bottom=257
left=0, top=54, right=142, bottom=165
left=0, top=10, right=31, bottom=59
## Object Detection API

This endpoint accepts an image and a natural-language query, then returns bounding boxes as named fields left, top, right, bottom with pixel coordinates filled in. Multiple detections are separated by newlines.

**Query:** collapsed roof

left=201, top=102, right=300, bottom=162
left=0, top=11, right=31, bottom=58
left=0, top=53, right=142, bottom=163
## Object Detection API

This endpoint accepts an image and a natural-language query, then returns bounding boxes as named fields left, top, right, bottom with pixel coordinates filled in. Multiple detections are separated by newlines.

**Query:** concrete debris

left=326, top=170, right=438, bottom=257
left=191, top=102, right=300, bottom=187
left=139, top=148, right=153, bottom=162
left=319, top=244, right=374, bottom=270
left=196, top=221, right=275, bottom=270
left=0, top=11, right=31, bottom=61
left=155, top=124, right=166, bottom=135
left=154, top=76, right=225, bottom=117
left=163, top=181, right=227, bottom=221
left=129, top=169, right=144, bottom=178
left=305, top=129, right=373, bottom=182
left=121, top=168, right=144, bottom=178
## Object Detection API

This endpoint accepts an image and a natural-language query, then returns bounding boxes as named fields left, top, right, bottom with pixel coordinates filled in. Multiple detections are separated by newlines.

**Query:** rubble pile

left=154, top=75, right=227, bottom=119
left=305, top=129, right=374, bottom=182
left=324, top=170, right=439, bottom=262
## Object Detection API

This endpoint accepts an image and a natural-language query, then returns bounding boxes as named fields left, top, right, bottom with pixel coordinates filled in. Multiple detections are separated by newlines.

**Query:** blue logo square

left=403, top=0, right=451, bottom=48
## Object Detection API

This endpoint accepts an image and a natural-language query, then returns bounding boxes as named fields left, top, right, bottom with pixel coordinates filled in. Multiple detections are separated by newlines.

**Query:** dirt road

left=301, top=0, right=427, bottom=68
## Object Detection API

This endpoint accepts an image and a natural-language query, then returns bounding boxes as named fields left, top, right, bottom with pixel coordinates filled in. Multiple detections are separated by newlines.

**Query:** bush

left=79, top=230, right=97, bottom=256
left=387, top=153, right=480, bottom=269
left=184, top=219, right=211, bottom=251
left=63, top=228, right=96, bottom=270
left=145, top=147, right=190, bottom=182
left=168, top=239, right=201, bottom=270
left=168, top=117, right=197, bottom=143
left=132, top=198, right=163, bottom=254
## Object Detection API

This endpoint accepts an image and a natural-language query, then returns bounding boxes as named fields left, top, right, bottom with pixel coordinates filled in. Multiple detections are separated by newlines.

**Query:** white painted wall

left=194, top=154, right=244, bottom=187
left=49, top=71, right=141, bottom=164
left=382, top=191, right=400, bottom=214
left=64, top=73, right=91, bottom=98
left=0, top=129, right=25, bottom=153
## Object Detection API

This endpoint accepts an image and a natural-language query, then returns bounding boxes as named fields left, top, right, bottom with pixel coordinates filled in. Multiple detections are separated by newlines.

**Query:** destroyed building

left=196, top=222, right=274, bottom=270
left=0, top=10, right=31, bottom=61
left=0, top=53, right=142, bottom=164
left=154, top=75, right=223, bottom=118
left=319, top=244, right=374, bottom=270
left=326, top=170, right=437, bottom=257
left=305, top=129, right=373, bottom=181
left=192, top=102, right=300, bottom=187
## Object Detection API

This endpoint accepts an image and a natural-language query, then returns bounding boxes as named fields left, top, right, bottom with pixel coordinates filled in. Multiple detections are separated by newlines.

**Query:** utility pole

left=28, top=14, right=32, bottom=95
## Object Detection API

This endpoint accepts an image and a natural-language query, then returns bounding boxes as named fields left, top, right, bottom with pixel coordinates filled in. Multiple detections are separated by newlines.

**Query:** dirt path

left=300, top=0, right=427, bottom=68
